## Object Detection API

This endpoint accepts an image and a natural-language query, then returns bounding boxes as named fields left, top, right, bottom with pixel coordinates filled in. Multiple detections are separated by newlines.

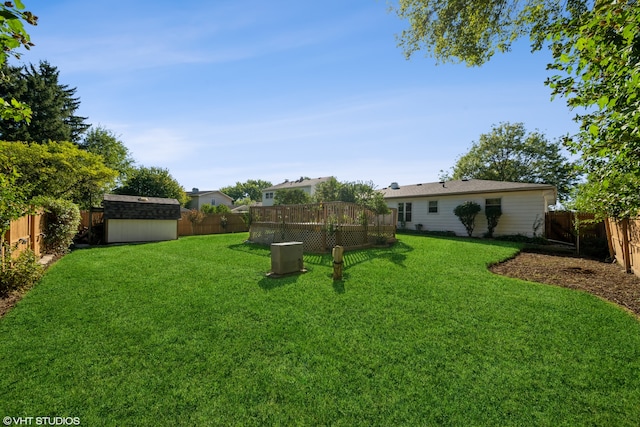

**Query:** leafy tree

left=364, top=191, right=391, bottom=216
left=313, top=177, right=342, bottom=202
left=0, top=169, right=30, bottom=238
left=79, top=126, right=135, bottom=186
left=0, top=61, right=89, bottom=143
left=313, top=178, right=378, bottom=204
left=392, top=0, right=640, bottom=218
left=547, top=3, right=640, bottom=219
left=450, top=122, right=577, bottom=200
left=454, top=201, right=481, bottom=237
left=392, top=0, right=586, bottom=66
left=115, top=166, right=188, bottom=206
left=0, top=140, right=118, bottom=207
left=0, top=0, right=38, bottom=123
left=220, top=179, right=272, bottom=203
left=274, top=188, right=311, bottom=205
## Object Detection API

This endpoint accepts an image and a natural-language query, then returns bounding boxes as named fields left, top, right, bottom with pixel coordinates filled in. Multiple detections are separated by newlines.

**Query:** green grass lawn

left=1, top=233, right=639, bottom=426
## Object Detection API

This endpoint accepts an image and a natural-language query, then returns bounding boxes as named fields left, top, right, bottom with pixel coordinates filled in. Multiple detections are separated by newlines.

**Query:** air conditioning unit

left=270, top=242, right=304, bottom=275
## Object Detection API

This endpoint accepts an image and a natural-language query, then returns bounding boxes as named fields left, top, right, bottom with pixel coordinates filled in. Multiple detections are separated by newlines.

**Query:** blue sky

left=19, top=0, right=578, bottom=192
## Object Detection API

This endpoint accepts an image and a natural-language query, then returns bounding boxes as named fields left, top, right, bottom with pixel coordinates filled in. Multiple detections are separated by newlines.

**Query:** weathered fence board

left=606, top=218, right=640, bottom=277
left=545, top=211, right=606, bottom=243
left=1, top=211, right=44, bottom=262
left=178, top=212, right=248, bottom=236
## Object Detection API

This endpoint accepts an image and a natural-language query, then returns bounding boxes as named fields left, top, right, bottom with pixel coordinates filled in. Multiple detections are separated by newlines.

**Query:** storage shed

left=102, top=194, right=182, bottom=244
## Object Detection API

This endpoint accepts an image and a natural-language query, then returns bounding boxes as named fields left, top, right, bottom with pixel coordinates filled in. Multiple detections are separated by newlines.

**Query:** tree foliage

left=546, top=2, right=640, bottom=218
left=451, top=122, right=577, bottom=200
left=274, top=188, right=311, bottom=205
left=115, top=166, right=188, bottom=206
left=393, top=0, right=640, bottom=218
left=220, top=179, right=272, bottom=203
left=0, top=168, right=29, bottom=237
left=313, top=177, right=378, bottom=205
left=0, top=61, right=89, bottom=143
left=79, top=126, right=135, bottom=186
left=0, top=140, right=118, bottom=207
left=35, top=196, right=81, bottom=255
left=0, top=0, right=38, bottom=123
left=393, top=0, right=586, bottom=66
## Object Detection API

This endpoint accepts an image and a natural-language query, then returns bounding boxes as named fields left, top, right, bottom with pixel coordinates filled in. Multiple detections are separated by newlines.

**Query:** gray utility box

left=271, top=242, right=304, bottom=275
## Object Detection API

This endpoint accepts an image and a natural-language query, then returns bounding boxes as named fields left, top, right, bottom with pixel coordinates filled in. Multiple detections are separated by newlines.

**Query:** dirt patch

left=490, top=251, right=640, bottom=317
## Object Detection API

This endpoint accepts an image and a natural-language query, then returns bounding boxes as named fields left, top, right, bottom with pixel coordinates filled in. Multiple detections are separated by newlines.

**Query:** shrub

left=0, top=245, right=44, bottom=298
left=200, top=204, right=216, bottom=214
left=37, top=197, right=81, bottom=255
left=454, top=201, right=481, bottom=237
left=484, top=205, right=502, bottom=238
left=215, top=204, right=231, bottom=214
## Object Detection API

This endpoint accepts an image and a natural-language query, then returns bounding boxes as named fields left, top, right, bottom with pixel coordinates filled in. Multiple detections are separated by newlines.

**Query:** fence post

left=621, top=218, right=632, bottom=273
left=332, top=245, right=344, bottom=280
left=604, top=218, right=615, bottom=260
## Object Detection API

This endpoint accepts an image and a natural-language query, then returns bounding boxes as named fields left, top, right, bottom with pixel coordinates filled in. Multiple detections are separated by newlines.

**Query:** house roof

left=380, top=179, right=556, bottom=199
left=264, top=177, right=333, bottom=191
left=187, top=189, right=233, bottom=199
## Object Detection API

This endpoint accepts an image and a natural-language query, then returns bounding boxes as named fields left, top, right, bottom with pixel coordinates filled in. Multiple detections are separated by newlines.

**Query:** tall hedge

left=37, top=197, right=81, bottom=255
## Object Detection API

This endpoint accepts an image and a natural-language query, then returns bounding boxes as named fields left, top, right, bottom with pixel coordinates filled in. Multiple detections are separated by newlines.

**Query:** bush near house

left=454, top=201, right=481, bottom=236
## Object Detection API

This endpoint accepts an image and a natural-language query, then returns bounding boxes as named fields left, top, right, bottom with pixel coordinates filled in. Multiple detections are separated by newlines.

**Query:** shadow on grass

left=228, top=240, right=271, bottom=257
left=297, top=241, right=413, bottom=270
left=258, top=272, right=304, bottom=290
left=231, top=240, right=413, bottom=292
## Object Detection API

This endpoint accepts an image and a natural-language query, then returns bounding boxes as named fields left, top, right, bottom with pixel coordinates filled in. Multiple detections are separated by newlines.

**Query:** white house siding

left=106, top=219, right=178, bottom=243
left=262, top=185, right=312, bottom=207
left=388, top=190, right=553, bottom=237
left=188, top=192, right=234, bottom=210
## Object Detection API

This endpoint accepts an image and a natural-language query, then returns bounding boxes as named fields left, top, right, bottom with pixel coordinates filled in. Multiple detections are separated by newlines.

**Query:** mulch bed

left=490, top=251, right=640, bottom=318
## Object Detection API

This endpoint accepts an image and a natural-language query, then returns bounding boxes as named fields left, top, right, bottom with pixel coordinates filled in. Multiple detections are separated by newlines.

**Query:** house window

left=211, top=198, right=216, bottom=205
left=398, top=202, right=412, bottom=223
left=486, top=198, right=501, bottom=209
left=428, top=200, right=438, bottom=214
left=265, top=192, right=274, bottom=199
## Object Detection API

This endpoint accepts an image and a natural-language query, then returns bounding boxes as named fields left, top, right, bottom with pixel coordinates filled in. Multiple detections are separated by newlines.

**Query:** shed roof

left=380, top=179, right=556, bottom=199
left=102, top=194, right=182, bottom=220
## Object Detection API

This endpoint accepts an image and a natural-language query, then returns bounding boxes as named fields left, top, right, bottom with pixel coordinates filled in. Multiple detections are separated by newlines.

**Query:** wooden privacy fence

left=178, top=212, right=248, bottom=236
left=606, top=218, right=640, bottom=277
left=545, top=211, right=606, bottom=243
left=248, top=202, right=397, bottom=253
left=1, top=211, right=44, bottom=262
left=80, top=210, right=249, bottom=237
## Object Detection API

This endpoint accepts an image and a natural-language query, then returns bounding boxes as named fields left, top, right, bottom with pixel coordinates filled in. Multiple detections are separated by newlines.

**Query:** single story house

left=261, top=177, right=333, bottom=207
left=380, top=179, right=557, bottom=237
left=102, top=194, right=182, bottom=243
left=186, top=188, right=234, bottom=210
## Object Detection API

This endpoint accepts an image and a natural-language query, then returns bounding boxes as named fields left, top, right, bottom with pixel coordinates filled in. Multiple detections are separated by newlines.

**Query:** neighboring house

left=102, top=194, right=182, bottom=244
left=231, top=202, right=262, bottom=213
left=261, top=177, right=333, bottom=207
left=186, top=188, right=234, bottom=210
left=380, top=179, right=557, bottom=237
